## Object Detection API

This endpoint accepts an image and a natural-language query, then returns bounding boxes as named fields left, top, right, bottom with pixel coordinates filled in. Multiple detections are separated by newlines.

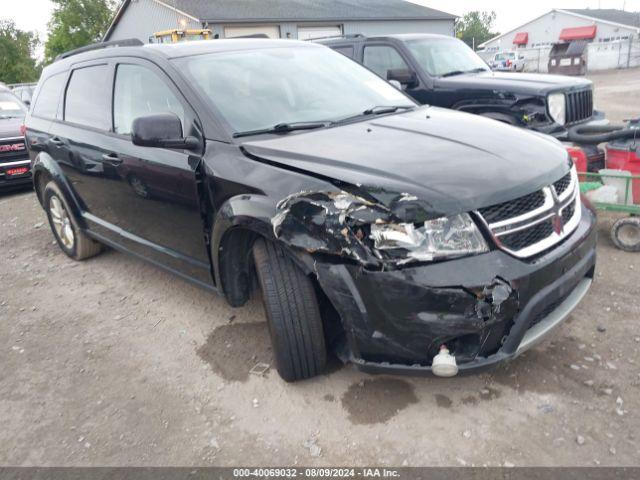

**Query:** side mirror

left=519, top=55, right=525, bottom=60
left=388, top=79, right=402, bottom=90
left=387, top=69, right=418, bottom=88
left=23, top=99, right=31, bottom=107
left=131, top=113, right=199, bottom=150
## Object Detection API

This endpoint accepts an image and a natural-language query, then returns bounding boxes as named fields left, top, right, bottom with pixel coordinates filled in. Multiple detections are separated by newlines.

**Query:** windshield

left=178, top=46, right=415, bottom=134
left=405, top=37, right=490, bottom=77
left=0, top=92, right=27, bottom=118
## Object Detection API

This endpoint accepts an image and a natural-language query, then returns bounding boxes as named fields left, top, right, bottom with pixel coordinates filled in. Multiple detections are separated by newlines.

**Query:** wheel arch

left=32, top=153, right=85, bottom=224
left=211, top=193, right=319, bottom=307
left=453, top=101, right=521, bottom=125
left=478, top=111, right=520, bottom=125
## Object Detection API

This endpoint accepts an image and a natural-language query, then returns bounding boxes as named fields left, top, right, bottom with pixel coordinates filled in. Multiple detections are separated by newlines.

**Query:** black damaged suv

left=318, top=34, right=603, bottom=138
left=25, top=39, right=596, bottom=381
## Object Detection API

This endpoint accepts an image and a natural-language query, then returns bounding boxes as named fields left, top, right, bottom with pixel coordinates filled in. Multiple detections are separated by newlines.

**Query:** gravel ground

left=1, top=68, right=639, bottom=467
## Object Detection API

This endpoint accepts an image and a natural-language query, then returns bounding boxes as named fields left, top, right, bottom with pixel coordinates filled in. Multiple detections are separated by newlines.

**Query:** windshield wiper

left=233, top=121, right=330, bottom=138
left=441, top=67, right=487, bottom=78
left=335, top=105, right=415, bottom=124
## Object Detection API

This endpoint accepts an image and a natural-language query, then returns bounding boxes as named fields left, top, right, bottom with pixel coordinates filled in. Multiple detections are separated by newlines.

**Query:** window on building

left=32, top=72, right=66, bottom=120
left=363, top=46, right=410, bottom=79
left=113, top=64, right=185, bottom=135
left=64, top=65, right=111, bottom=130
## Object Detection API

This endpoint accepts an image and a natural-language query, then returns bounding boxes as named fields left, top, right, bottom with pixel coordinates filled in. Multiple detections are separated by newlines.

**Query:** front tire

left=252, top=239, right=327, bottom=382
left=43, top=182, right=103, bottom=260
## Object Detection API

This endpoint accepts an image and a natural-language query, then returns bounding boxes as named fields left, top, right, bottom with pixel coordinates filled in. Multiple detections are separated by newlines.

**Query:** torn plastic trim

left=271, top=188, right=449, bottom=268
left=314, top=260, right=520, bottom=366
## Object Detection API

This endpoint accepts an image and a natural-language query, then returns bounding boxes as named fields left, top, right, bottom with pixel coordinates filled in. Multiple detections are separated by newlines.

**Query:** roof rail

left=309, top=33, right=366, bottom=42
left=55, top=38, right=144, bottom=62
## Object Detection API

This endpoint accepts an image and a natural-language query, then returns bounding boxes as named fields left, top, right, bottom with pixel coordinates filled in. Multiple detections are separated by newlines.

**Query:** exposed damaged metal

left=271, top=188, right=488, bottom=268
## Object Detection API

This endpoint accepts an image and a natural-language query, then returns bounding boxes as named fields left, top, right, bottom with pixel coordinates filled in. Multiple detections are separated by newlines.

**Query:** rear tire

left=43, top=182, right=103, bottom=260
left=611, top=217, right=640, bottom=252
left=252, top=239, right=327, bottom=382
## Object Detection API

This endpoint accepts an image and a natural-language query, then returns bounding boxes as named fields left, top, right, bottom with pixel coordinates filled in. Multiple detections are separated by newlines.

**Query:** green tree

left=456, top=11, right=500, bottom=50
left=0, top=20, right=41, bottom=84
left=44, top=0, right=116, bottom=64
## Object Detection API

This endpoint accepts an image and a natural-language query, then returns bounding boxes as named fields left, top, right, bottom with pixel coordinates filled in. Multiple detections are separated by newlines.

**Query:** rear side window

left=113, top=64, right=184, bottom=135
left=363, top=46, right=410, bottom=79
left=32, top=73, right=66, bottom=119
left=64, top=65, right=111, bottom=130
left=333, top=46, right=355, bottom=59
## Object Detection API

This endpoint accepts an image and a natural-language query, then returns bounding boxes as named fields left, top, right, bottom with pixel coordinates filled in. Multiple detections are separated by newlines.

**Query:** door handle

left=101, top=153, right=123, bottom=166
left=49, top=137, right=64, bottom=146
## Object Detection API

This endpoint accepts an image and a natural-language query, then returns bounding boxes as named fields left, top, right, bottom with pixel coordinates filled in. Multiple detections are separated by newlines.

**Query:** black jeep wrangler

left=318, top=34, right=604, bottom=138
left=25, top=39, right=596, bottom=382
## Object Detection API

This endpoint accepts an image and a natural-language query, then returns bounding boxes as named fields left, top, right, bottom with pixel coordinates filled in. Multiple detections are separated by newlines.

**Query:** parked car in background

left=11, top=84, right=37, bottom=107
left=489, top=51, right=525, bottom=72
left=318, top=34, right=604, bottom=138
left=26, top=39, right=595, bottom=382
left=0, top=85, right=31, bottom=190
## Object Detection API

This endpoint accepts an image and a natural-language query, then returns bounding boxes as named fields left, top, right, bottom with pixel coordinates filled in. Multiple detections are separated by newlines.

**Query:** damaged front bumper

left=538, top=110, right=609, bottom=140
left=312, top=204, right=597, bottom=376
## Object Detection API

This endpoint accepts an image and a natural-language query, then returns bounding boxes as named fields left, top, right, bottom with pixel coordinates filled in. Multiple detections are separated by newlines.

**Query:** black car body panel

left=25, top=39, right=597, bottom=376
left=318, top=34, right=598, bottom=136
left=241, top=107, right=570, bottom=215
left=436, top=71, right=592, bottom=95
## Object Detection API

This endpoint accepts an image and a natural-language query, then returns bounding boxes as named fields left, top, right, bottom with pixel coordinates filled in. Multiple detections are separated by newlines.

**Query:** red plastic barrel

left=566, top=146, right=588, bottom=180
left=606, top=144, right=640, bottom=204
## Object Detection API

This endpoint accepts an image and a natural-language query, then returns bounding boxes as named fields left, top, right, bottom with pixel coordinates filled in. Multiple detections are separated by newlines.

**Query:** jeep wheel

left=43, top=182, right=103, bottom=260
left=252, top=238, right=327, bottom=382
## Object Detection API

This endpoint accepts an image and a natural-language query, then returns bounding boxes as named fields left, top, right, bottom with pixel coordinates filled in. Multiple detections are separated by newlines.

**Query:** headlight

left=370, top=213, right=488, bottom=263
left=548, top=92, right=566, bottom=125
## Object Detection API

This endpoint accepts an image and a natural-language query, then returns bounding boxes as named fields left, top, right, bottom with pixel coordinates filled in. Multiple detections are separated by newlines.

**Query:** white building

left=480, top=9, right=640, bottom=52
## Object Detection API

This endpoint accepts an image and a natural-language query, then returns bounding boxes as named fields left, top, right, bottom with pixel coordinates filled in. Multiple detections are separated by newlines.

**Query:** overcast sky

left=4, top=0, right=640, bottom=45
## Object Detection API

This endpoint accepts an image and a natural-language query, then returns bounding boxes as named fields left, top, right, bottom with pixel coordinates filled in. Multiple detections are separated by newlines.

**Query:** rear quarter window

left=332, top=46, right=355, bottom=59
left=32, top=73, right=67, bottom=120
left=64, top=64, right=111, bottom=130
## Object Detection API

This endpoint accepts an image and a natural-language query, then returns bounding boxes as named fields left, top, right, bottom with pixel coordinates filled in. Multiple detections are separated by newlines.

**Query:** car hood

left=241, top=106, right=570, bottom=216
left=436, top=71, right=592, bottom=95
left=0, top=116, right=24, bottom=139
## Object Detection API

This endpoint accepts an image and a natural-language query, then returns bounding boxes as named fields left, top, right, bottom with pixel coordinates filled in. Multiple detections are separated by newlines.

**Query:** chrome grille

left=0, top=137, right=28, bottom=164
left=565, top=89, right=593, bottom=125
left=500, top=220, right=554, bottom=251
left=476, top=167, right=581, bottom=258
left=478, top=190, right=546, bottom=224
left=553, top=172, right=572, bottom=196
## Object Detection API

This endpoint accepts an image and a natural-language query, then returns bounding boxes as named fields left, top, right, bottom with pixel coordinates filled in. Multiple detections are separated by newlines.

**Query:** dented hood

left=241, top=106, right=570, bottom=215
left=435, top=71, right=592, bottom=95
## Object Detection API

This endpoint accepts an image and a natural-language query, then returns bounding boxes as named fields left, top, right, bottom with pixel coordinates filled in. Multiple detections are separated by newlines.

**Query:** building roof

left=479, top=8, right=640, bottom=48
left=564, top=9, right=640, bottom=28
left=165, top=0, right=456, bottom=22
left=105, top=0, right=456, bottom=37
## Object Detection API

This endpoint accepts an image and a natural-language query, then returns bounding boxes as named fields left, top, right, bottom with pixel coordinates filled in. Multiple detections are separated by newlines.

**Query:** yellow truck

left=150, top=29, right=211, bottom=44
